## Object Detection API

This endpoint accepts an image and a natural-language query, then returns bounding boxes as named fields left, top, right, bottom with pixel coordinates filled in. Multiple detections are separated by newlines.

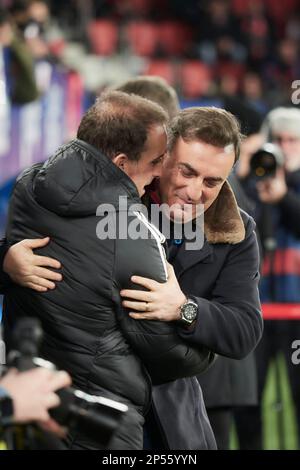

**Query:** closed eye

left=180, top=168, right=194, bottom=178
left=204, top=179, right=223, bottom=188
left=151, top=154, right=165, bottom=166
left=178, top=164, right=196, bottom=178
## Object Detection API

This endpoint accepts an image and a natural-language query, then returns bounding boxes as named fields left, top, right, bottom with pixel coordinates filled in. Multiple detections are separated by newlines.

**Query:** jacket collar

left=204, top=180, right=245, bottom=245
left=73, top=139, right=141, bottom=205
left=33, top=139, right=141, bottom=216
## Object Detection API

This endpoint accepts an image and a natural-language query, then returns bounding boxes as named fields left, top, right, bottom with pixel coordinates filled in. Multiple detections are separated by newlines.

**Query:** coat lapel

left=174, top=238, right=213, bottom=279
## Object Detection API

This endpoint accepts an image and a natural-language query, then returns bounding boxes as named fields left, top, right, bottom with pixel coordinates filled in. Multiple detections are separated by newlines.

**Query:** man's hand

left=256, top=168, right=288, bottom=204
left=3, top=238, right=62, bottom=292
left=0, top=367, right=71, bottom=430
left=120, top=262, right=187, bottom=321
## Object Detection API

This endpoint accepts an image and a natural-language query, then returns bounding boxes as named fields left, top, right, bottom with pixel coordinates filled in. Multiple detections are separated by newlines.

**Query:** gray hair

left=261, top=107, right=300, bottom=141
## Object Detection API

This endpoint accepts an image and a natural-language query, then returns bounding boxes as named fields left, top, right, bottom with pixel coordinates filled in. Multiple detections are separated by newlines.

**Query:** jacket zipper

left=133, top=211, right=168, bottom=281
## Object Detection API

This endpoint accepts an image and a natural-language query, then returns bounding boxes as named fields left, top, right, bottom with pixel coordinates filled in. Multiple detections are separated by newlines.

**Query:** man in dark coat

left=114, top=78, right=262, bottom=448
left=120, top=107, right=263, bottom=448
left=115, top=78, right=261, bottom=449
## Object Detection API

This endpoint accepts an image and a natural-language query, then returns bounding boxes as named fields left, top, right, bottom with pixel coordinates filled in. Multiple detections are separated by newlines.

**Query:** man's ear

left=113, top=153, right=128, bottom=171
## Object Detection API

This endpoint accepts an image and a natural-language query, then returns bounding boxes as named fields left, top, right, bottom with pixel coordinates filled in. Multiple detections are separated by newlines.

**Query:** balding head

left=77, top=90, right=168, bottom=162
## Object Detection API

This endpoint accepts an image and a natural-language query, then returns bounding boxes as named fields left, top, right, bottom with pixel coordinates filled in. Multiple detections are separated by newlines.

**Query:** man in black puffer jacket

left=2, top=91, right=214, bottom=450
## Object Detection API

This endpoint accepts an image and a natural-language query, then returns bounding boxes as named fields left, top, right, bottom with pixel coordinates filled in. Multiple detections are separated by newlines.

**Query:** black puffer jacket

left=3, top=139, right=214, bottom=450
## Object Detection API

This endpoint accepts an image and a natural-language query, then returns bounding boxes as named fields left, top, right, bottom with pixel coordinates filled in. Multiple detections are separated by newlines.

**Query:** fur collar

left=204, top=180, right=245, bottom=245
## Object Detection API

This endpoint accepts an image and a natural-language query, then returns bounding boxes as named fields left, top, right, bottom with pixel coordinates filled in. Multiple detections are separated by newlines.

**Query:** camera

left=5, top=318, right=128, bottom=449
left=250, top=143, right=284, bottom=180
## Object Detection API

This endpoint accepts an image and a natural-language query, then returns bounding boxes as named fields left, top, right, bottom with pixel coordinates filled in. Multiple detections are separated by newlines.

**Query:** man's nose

left=153, top=164, right=163, bottom=178
left=186, top=181, right=203, bottom=203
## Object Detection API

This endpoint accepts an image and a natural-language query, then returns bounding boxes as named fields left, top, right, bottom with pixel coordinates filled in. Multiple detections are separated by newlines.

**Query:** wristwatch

left=179, top=298, right=198, bottom=326
left=0, top=387, right=14, bottom=426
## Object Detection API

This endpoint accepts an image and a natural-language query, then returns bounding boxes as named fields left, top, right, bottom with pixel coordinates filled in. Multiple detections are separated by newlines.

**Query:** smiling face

left=159, top=137, right=235, bottom=221
left=122, top=124, right=167, bottom=197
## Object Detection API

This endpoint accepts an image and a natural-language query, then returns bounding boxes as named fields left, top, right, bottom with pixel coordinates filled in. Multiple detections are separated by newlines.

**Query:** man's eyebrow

left=204, top=176, right=224, bottom=183
left=180, top=163, right=224, bottom=182
left=179, top=162, right=198, bottom=175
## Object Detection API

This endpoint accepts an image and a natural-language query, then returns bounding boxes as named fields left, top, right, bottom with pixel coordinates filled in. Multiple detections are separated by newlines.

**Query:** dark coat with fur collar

left=151, top=181, right=263, bottom=448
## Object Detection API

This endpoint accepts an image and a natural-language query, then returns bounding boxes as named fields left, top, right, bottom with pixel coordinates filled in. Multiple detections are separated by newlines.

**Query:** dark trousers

left=143, top=406, right=168, bottom=450
left=207, top=407, right=232, bottom=450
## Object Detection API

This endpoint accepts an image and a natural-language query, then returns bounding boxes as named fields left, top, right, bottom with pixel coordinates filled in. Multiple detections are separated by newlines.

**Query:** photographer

left=236, top=107, right=300, bottom=449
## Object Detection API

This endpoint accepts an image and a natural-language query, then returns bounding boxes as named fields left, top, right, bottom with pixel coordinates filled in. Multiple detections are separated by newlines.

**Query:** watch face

left=182, top=302, right=198, bottom=322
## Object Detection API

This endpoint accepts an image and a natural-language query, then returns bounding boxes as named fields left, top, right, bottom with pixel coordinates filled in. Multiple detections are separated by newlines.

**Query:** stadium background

left=1, top=0, right=300, bottom=449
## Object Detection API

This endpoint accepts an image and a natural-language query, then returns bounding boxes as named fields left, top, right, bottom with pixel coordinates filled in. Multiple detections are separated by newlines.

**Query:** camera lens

left=250, top=143, right=284, bottom=180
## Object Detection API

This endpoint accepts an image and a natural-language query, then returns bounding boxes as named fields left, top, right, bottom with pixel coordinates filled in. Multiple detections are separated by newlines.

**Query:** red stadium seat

left=144, top=60, right=176, bottom=85
left=265, top=0, right=298, bottom=21
left=180, top=61, right=212, bottom=98
left=126, top=21, right=159, bottom=56
left=158, top=21, right=192, bottom=56
left=127, top=0, right=152, bottom=15
left=233, top=0, right=298, bottom=21
left=215, top=62, right=246, bottom=82
left=87, top=20, right=118, bottom=56
left=232, top=0, right=251, bottom=16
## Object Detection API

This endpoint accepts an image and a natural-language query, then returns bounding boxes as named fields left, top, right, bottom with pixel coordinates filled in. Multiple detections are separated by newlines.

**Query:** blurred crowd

left=1, top=0, right=300, bottom=114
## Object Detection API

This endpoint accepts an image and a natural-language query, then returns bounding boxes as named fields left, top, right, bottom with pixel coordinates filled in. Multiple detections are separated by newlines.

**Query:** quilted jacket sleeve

left=114, top=211, right=215, bottom=385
